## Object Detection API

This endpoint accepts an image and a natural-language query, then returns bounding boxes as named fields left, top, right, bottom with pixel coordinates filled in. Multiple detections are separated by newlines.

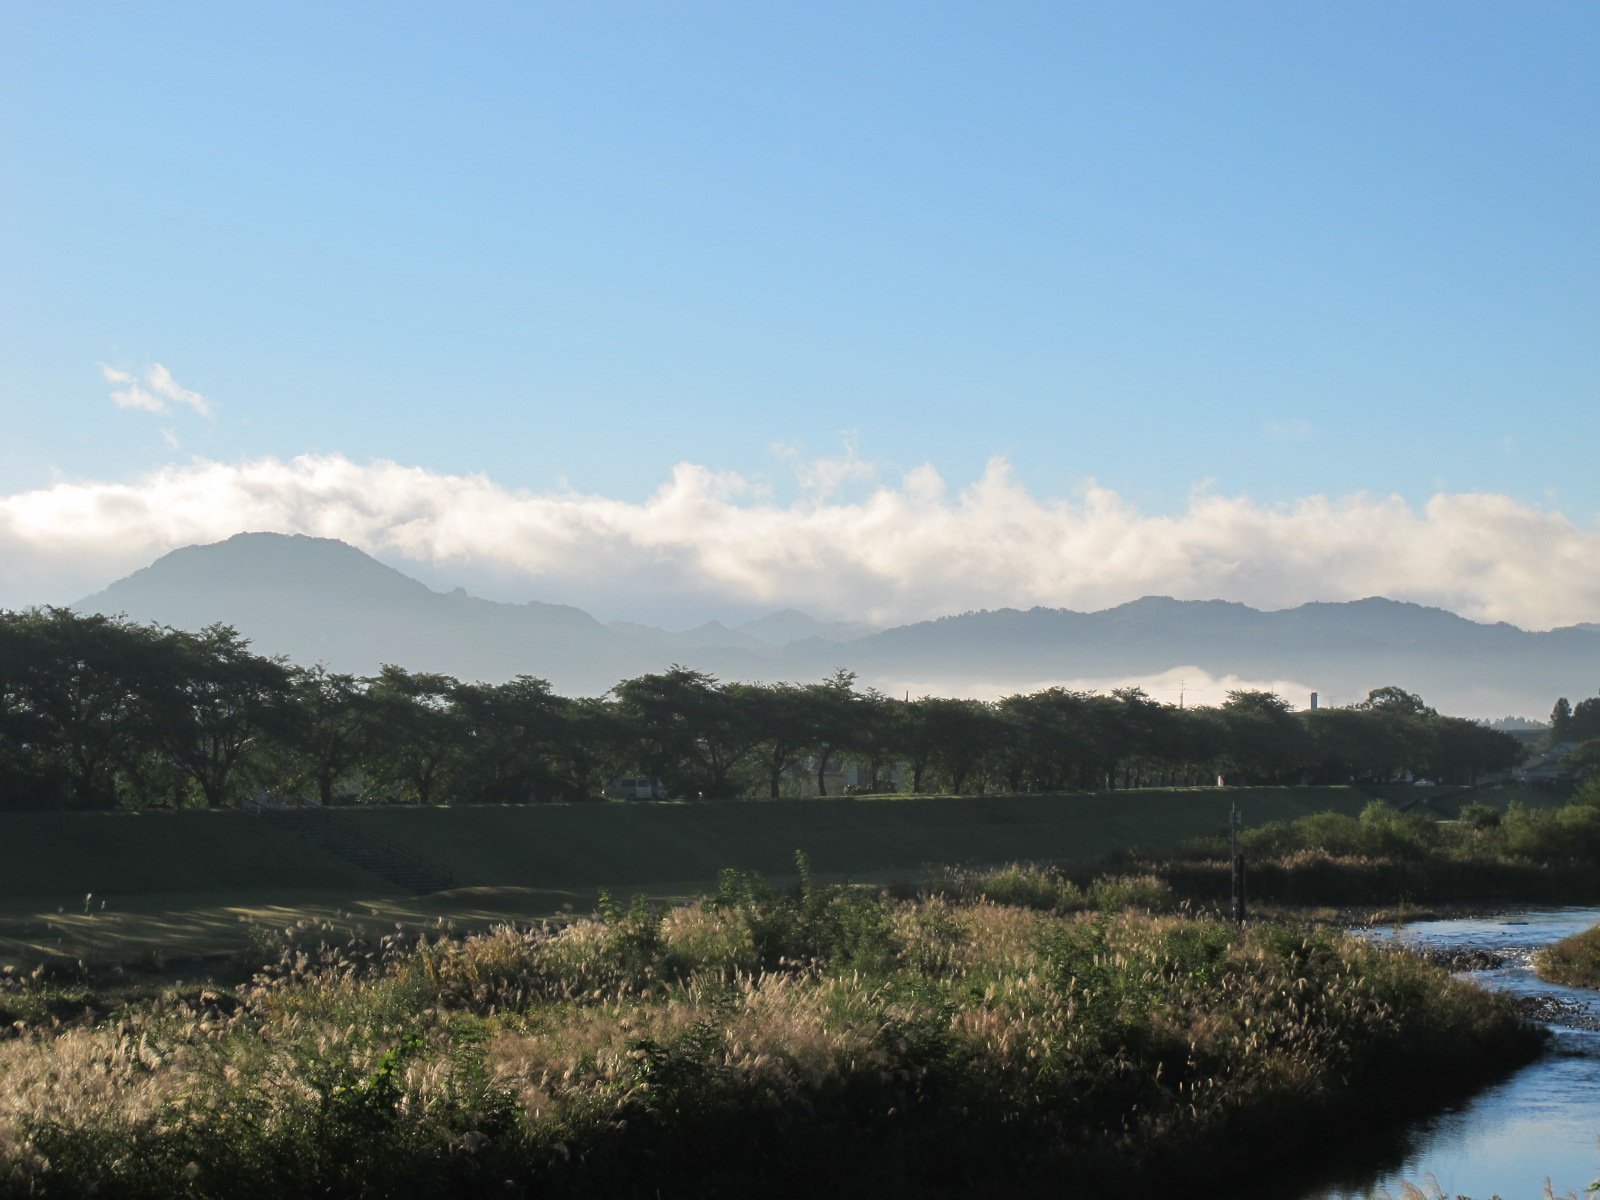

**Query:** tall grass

left=925, top=863, right=1176, bottom=913
left=1128, top=795, right=1600, bottom=908
left=1534, top=923, right=1600, bottom=989
left=0, top=862, right=1540, bottom=1199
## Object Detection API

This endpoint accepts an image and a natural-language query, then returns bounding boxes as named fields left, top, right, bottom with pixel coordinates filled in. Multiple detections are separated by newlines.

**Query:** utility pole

left=1229, top=803, right=1246, bottom=924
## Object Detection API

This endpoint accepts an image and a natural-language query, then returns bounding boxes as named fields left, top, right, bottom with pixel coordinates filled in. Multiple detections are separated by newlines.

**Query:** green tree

left=896, top=696, right=944, bottom=794
left=1550, top=697, right=1574, bottom=742
left=1217, top=690, right=1307, bottom=784
left=1106, top=688, right=1163, bottom=788
left=1161, top=704, right=1226, bottom=786
left=993, top=689, right=1100, bottom=792
left=146, top=624, right=294, bottom=809
left=1570, top=697, right=1600, bottom=743
left=562, top=696, right=630, bottom=799
left=0, top=608, right=166, bottom=809
left=734, top=682, right=811, bottom=799
left=801, top=669, right=863, bottom=796
left=919, top=696, right=996, bottom=795
left=847, top=688, right=902, bottom=793
left=1312, top=706, right=1429, bottom=783
left=612, top=667, right=758, bottom=798
left=1305, top=706, right=1391, bottom=783
left=1358, top=686, right=1438, bottom=719
left=1424, top=716, right=1523, bottom=785
left=450, top=675, right=576, bottom=803
left=1349, top=688, right=1448, bottom=781
left=265, top=665, right=370, bottom=806
left=360, top=666, right=464, bottom=804
left=0, top=610, right=61, bottom=808
left=1565, top=737, right=1600, bottom=780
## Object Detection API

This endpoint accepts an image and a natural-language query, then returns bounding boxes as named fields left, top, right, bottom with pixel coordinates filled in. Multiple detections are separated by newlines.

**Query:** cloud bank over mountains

left=3, top=453, right=1599, bottom=630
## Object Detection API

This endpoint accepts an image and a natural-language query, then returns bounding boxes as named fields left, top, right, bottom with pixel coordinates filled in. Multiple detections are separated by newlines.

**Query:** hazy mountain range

left=70, top=533, right=1600, bottom=718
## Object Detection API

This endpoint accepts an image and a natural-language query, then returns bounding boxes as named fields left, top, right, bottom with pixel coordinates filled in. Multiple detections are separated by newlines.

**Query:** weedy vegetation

left=1125, top=792, right=1600, bottom=908
left=1534, top=922, right=1600, bottom=990
left=0, top=855, right=1540, bottom=1199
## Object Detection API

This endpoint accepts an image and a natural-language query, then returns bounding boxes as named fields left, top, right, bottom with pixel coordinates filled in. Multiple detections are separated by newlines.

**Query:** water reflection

left=1295, top=908, right=1600, bottom=1200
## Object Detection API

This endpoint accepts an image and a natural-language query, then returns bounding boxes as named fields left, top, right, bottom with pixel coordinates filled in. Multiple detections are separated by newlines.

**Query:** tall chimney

left=1309, top=692, right=1319, bottom=711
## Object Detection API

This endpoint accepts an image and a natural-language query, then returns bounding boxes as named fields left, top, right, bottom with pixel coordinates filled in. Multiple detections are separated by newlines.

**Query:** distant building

left=605, top=776, right=668, bottom=801
left=1516, top=741, right=1581, bottom=784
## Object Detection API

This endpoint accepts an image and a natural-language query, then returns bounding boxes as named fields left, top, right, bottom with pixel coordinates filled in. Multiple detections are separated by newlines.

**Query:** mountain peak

left=61, top=535, right=1600, bottom=715
left=79, top=532, right=430, bottom=607
left=73, top=533, right=621, bottom=692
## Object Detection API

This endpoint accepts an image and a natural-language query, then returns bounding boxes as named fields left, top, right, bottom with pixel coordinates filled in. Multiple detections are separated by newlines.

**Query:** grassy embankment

left=0, top=861, right=1540, bottom=1200
left=0, top=783, right=1569, bottom=966
left=1115, top=790, right=1600, bottom=911
left=1536, top=924, right=1600, bottom=989
left=0, top=785, right=1424, bottom=965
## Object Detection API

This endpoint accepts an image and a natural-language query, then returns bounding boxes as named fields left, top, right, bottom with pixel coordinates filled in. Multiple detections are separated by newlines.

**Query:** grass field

left=1535, top=920, right=1600, bottom=988
left=0, top=869, right=1538, bottom=1200
left=0, top=783, right=1561, bottom=965
left=0, top=809, right=386, bottom=896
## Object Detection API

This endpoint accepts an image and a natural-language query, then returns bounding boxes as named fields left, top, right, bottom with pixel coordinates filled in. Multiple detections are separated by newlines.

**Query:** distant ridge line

left=65, top=532, right=1600, bottom=718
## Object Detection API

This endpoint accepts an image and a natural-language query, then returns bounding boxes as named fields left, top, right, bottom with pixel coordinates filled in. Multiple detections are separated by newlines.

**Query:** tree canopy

left=0, top=607, right=1530, bottom=809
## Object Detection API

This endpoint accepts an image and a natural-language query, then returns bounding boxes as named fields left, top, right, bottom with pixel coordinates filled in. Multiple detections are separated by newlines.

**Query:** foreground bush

left=0, top=867, right=1539, bottom=1199
left=1128, top=796, right=1600, bottom=908
left=1535, top=923, right=1600, bottom=989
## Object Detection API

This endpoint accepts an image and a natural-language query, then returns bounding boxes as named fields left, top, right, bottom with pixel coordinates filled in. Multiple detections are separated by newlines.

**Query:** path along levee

left=7, top=785, right=1544, bottom=903
left=344, top=787, right=1374, bottom=892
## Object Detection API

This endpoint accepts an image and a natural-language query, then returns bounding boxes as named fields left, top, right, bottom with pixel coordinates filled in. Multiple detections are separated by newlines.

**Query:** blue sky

left=2, top=2, right=1598, bottom=626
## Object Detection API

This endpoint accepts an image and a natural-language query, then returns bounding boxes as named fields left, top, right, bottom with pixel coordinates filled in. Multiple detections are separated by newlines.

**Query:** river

left=1292, top=907, right=1600, bottom=1200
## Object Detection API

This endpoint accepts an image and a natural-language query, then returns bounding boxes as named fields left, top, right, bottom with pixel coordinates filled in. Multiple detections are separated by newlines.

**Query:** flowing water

left=1293, top=907, right=1600, bottom=1200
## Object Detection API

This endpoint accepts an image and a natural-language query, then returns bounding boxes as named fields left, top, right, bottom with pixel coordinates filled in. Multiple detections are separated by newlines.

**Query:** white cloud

left=772, top=436, right=878, bottom=498
left=1263, top=418, right=1315, bottom=441
left=99, top=362, right=212, bottom=417
left=145, top=363, right=212, bottom=416
left=101, top=364, right=166, bottom=413
left=2, top=452, right=1600, bottom=630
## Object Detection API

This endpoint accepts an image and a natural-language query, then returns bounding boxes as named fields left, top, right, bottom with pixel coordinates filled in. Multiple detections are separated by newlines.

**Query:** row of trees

left=0, top=608, right=1525, bottom=810
left=1550, top=695, right=1600, bottom=745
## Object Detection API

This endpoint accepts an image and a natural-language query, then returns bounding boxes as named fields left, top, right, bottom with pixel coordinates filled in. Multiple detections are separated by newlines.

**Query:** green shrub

left=1149, top=795, right=1600, bottom=908
left=1534, top=922, right=1600, bottom=989
left=0, top=862, right=1542, bottom=1199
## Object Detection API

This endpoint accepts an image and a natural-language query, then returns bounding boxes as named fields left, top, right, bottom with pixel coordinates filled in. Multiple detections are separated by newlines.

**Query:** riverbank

left=0, top=866, right=1541, bottom=1199
left=1117, top=793, right=1600, bottom=910
left=1536, top=922, right=1600, bottom=990
left=1290, top=906, right=1600, bottom=1200
left=1, top=788, right=1578, bottom=969
left=0, top=787, right=1387, bottom=967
